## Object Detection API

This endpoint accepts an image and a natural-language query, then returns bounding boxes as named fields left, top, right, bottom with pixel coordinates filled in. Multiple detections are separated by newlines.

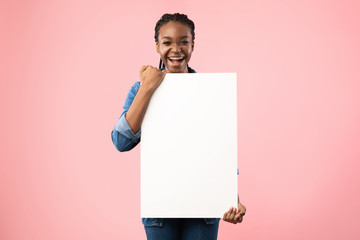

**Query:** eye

left=163, top=41, right=171, bottom=45
left=181, top=41, right=189, bottom=45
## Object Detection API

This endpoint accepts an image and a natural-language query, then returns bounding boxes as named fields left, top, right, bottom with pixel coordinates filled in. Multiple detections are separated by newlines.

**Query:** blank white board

left=141, top=73, right=238, bottom=218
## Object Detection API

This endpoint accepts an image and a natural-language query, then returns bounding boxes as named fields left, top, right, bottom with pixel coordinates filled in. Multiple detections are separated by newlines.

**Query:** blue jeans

left=143, top=218, right=220, bottom=240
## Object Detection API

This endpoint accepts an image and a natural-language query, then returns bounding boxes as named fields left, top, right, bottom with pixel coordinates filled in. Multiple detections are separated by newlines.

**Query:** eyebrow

left=161, top=36, right=190, bottom=40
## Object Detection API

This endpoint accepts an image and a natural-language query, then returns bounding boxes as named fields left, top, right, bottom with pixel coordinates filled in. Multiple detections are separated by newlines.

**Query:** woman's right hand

left=139, top=65, right=166, bottom=93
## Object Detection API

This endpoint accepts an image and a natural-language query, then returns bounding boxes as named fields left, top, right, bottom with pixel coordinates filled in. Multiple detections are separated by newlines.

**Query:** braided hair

left=154, top=13, right=195, bottom=69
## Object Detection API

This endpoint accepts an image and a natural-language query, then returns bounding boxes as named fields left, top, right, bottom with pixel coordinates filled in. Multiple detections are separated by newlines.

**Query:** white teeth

left=169, top=57, right=184, bottom=60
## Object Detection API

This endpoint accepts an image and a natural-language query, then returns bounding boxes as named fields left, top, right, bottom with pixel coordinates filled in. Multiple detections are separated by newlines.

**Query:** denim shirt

left=111, top=67, right=222, bottom=226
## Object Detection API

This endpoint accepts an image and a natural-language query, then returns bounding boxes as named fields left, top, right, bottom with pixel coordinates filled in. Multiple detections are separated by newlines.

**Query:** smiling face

left=156, top=21, right=194, bottom=73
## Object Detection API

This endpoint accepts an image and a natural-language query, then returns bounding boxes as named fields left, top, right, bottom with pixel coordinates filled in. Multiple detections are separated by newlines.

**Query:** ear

left=191, top=41, right=195, bottom=52
left=156, top=42, right=160, bottom=53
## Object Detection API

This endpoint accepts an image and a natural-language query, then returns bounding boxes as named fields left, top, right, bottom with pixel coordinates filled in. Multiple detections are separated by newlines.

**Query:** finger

left=239, top=207, right=246, bottom=216
left=139, top=65, right=147, bottom=74
left=232, top=209, right=239, bottom=224
left=235, top=215, right=243, bottom=223
left=223, top=208, right=232, bottom=222
left=226, top=208, right=236, bottom=224
left=140, top=65, right=149, bottom=71
left=225, top=209, right=232, bottom=221
left=235, top=212, right=241, bottom=221
left=229, top=208, right=236, bottom=221
left=223, top=210, right=230, bottom=221
left=223, top=212, right=228, bottom=221
left=224, top=213, right=238, bottom=224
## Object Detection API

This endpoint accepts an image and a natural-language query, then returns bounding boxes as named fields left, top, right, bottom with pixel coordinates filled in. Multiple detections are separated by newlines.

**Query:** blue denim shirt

left=111, top=67, right=222, bottom=226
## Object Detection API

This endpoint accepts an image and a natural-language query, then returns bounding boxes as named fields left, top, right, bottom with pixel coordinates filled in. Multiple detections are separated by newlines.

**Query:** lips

left=168, top=56, right=185, bottom=66
left=168, top=56, right=185, bottom=60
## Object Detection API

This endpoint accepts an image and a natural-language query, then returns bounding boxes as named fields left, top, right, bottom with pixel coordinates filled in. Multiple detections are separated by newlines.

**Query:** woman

left=111, top=13, right=246, bottom=240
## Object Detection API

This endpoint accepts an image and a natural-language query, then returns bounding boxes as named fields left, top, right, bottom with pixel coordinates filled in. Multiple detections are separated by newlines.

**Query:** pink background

left=1, top=0, right=360, bottom=239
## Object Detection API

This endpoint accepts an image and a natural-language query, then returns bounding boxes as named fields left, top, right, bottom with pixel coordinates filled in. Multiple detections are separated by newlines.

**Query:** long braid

left=159, top=59, right=163, bottom=69
left=154, top=13, right=195, bottom=70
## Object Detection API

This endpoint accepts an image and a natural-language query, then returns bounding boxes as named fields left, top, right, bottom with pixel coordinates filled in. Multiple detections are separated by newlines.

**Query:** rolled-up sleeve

left=111, top=82, right=141, bottom=152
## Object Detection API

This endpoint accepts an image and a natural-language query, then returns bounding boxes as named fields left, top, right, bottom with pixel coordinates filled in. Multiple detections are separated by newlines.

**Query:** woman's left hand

left=223, top=201, right=246, bottom=224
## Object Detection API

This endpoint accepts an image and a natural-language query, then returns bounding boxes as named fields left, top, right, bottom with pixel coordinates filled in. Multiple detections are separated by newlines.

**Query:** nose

left=171, top=43, right=181, bottom=53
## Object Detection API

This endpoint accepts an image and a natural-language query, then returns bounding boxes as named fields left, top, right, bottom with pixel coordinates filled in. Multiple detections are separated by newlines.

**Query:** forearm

left=125, top=86, right=155, bottom=133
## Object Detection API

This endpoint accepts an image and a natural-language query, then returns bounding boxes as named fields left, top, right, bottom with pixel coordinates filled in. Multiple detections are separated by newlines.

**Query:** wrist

left=139, top=83, right=156, bottom=95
